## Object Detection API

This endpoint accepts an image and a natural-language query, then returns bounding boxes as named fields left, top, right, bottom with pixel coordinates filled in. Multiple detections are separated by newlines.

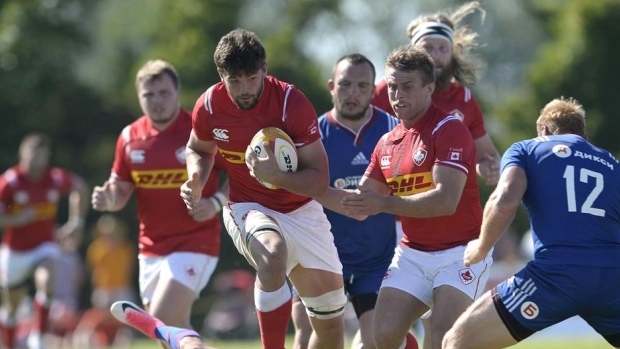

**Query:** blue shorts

left=343, top=267, right=384, bottom=299
left=493, top=261, right=620, bottom=346
left=343, top=269, right=384, bottom=318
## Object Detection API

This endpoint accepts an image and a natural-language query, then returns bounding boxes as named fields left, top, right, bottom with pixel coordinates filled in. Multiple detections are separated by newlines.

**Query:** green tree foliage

left=494, top=0, right=620, bottom=154
left=491, top=0, right=620, bottom=235
left=0, top=0, right=129, bottom=181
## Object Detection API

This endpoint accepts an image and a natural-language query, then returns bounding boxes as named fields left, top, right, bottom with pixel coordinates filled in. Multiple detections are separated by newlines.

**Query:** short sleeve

left=501, top=141, right=528, bottom=174
left=192, top=92, right=214, bottom=142
left=283, top=89, right=321, bottom=147
left=433, top=120, right=475, bottom=175
left=111, top=128, right=132, bottom=182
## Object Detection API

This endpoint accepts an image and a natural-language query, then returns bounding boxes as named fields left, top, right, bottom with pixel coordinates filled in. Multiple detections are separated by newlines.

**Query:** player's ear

left=327, top=79, right=335, bottom=92
left=426, top=81, right=435, bottom=97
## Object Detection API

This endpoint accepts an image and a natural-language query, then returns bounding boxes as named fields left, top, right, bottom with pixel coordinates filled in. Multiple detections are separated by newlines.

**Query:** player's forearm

left=316, top=187, right=367, bottom=221
left=273, top=167, right=329, bottom=198
left=68, top=178, right=89, bottom=226
left=478, top=193, right=518, bottom=252
left=185, top=146, right=215, bottom=191
left=388, top=188, right=461, bottom=218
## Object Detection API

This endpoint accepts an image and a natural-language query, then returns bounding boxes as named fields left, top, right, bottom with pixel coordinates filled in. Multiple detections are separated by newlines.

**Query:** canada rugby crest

left=412, top=148, right=427, bottom=166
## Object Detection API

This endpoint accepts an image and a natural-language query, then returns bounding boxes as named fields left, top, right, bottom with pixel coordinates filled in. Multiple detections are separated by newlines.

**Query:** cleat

left=110, top=301, right=164, bottom=340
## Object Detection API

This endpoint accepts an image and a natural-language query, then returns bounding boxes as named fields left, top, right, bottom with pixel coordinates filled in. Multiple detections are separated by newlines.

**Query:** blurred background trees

left=1, top=0, right=619, bottom=320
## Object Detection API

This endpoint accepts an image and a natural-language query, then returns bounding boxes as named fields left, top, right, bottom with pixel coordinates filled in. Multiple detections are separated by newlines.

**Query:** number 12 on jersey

left=563, top=165, right=605, bottom=217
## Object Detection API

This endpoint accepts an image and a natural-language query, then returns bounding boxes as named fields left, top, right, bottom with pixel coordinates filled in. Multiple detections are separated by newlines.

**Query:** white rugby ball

left=249, top=127, right=298, bottom=189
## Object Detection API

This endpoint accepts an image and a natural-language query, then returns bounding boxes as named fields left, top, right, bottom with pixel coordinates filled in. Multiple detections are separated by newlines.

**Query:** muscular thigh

left=289, top=265, right=343, bottom=297
left=374, top=287, right=427, bottom=336
left=445, top=291, right=517, bottom=349
left=225, top=201, right=342, bottom=276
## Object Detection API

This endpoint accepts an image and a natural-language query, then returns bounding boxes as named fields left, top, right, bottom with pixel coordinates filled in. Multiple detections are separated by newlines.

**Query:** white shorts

left=381, top=244, right=493, bottom=308
left=223, top=200, right=342, bottom=276
left=138, top=252, right=218, bottom=305
left=0, top=242, right=61, bottom=287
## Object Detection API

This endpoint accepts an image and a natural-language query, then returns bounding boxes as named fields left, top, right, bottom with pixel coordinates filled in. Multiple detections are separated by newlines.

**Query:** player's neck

left=22, top=166, right=45, bottom=181
left=332, top=108, right=372, bottom=133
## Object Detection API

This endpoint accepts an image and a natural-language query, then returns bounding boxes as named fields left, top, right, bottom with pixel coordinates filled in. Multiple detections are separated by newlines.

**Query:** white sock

left=254, top=283, right=291, bottom=312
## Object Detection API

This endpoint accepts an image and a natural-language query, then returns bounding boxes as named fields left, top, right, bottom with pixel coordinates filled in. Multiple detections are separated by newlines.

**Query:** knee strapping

left=245, top=211, right=280, bottom=248
left=300, top=288, right=347, bottom=320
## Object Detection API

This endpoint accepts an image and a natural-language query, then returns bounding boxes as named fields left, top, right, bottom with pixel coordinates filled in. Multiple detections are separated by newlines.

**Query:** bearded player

left=180, top=29, right=347, bottom=349
left=373, top=1, right=500, bottom=187
left=292, top=53, right=402, bottom=349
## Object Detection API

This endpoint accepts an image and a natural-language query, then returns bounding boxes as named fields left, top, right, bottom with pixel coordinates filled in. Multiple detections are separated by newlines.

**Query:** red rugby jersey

left=364, top=103, right=482, bottom=251
left=0, top=166, right=77, bottom=251
left=192, top=75, right=320, bottom=213
left=111, top=109, right=222, bottom=257
left=372, top=80, right=487, bottom=140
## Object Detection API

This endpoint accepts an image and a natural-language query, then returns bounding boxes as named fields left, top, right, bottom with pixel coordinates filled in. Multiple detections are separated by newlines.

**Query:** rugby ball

left=249, top=127, right=298, bottom=189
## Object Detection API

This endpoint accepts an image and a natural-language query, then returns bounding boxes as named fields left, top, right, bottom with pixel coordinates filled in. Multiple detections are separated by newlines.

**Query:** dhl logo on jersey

left=387, top=172, right=434, bottom=196
left=10, top=203, right=57, bottom=220
left=131, top=169, right=187, bottom=189
left=219, top=149, right=246, bottom=164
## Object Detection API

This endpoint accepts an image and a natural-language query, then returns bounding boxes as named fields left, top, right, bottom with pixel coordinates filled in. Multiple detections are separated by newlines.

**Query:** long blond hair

left=406, top=1, right=485, bottom=86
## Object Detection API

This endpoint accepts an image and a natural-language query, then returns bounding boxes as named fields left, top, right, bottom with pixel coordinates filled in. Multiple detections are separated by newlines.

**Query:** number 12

left=563, top=165, right=605, bottom=217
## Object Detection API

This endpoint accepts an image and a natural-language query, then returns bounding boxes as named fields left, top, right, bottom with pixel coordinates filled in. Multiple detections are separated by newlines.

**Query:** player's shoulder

left=49, top=167, right=72, bottom=183
left=266, top=76, right=310, bottom=105
left=119, top=116, right=150, bottom=143
left=449, top=83, right=477, bottom=103
left=428, top=104, right=469, bottom=133
left=0, top=166, right=20, bottom=188
left=266, top=75, right=294, bottom=91
left=317, top=111, right=329, bottom=125
left=195, top=83, right=228, bottom=116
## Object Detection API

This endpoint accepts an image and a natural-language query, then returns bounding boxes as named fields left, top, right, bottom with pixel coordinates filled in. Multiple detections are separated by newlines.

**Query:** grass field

left=123, top=335, right=612, bottom=349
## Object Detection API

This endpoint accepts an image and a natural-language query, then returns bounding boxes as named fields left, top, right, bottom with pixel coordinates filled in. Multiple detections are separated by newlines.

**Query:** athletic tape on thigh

left=245, top=215, right=280, bottom=250
left=300, top=288, right=347, bottom=320
left=241, top=211, right=280, bottom=268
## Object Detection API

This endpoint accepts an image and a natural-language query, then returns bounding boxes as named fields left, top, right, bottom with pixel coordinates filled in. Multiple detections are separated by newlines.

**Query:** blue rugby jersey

left=503, top=134, right=620, bottom=266
left=318, top=106, right=400, bottom=274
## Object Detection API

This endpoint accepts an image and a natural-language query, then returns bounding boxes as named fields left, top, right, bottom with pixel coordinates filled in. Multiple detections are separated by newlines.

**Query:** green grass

left=124, top=335, right=612, bottom=349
